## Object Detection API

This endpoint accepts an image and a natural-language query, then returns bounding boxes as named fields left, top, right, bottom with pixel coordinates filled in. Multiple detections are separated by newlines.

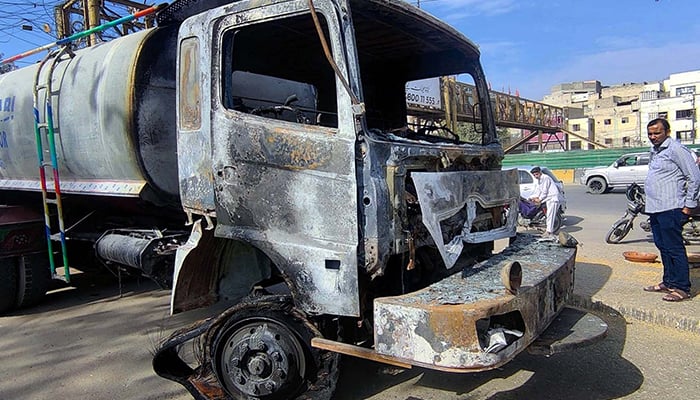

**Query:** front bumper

left=374, top=233, right=577, bottom=372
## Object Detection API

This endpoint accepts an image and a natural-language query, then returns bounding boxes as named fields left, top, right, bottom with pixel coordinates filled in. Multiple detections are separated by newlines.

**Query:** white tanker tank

left=0, top=24, right=186, bottom=314
left=0, top=25, right=179, bottom=204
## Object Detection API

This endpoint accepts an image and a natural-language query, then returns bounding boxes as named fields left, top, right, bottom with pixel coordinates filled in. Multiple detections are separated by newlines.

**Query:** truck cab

left=145, top=1, right=607, bottom=398
left=0, top=0, right=605, bottom=398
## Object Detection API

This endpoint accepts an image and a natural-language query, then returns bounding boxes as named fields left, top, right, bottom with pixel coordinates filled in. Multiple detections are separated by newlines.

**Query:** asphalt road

left=2, top=184, right=699, bottom=400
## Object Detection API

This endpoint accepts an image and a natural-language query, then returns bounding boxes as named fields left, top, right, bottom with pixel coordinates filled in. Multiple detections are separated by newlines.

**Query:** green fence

left=503, top=145, right=700, bottom=170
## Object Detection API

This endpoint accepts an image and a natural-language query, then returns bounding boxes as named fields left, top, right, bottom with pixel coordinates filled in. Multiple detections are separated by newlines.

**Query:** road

left=1, top=184, right=699, bottom=400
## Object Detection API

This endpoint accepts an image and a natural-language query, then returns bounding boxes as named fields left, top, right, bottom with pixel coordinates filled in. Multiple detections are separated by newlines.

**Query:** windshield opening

left=350, top=1, right=495, bottom=145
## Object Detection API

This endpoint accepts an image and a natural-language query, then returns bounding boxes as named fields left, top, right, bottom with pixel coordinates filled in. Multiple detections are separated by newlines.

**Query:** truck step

left=52, top=272, right=69, bottom=283
left=49, top=232, right=65, bottom=241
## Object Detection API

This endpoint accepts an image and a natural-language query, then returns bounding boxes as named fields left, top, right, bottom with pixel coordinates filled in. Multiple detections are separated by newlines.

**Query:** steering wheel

left=417, top=125, right=460, bottom=143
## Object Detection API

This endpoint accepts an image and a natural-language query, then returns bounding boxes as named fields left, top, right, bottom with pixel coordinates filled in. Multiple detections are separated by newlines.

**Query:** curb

left=570, top=293, right=700, bottom=335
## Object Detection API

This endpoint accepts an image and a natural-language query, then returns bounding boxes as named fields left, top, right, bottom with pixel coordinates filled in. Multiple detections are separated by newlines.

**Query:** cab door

left=207, top=2, right=360, bottom=316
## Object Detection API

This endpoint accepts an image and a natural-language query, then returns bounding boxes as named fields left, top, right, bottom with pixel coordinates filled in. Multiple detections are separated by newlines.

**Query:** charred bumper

left=374, top=233, right=576, bottom=372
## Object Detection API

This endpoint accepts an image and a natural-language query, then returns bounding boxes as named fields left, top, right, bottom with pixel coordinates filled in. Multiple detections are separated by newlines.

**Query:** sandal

left=662, top=289, right=691, bottom=302
left=643, top=283, right=670, bottom=293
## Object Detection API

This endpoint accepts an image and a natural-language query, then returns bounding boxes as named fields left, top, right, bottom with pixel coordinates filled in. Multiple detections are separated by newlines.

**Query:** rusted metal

left=171, top=220, right=221, bottom=313
left=407, top=81, right=567, bottom=132
left=374, top=234, right=575, bottom=372
left=155, top=295, right=340, bottom=400
left=311, top=337, right=412, bottom=369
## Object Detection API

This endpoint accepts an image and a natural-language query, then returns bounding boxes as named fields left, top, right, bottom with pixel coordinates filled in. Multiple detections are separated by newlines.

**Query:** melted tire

left=210, top=296, right=339, bottom=400
left=0, top=257, right=19, bottom=314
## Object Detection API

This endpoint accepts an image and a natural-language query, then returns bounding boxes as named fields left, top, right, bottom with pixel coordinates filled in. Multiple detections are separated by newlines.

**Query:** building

left=542, top=70, right=700, bottom=149
left=639, top=71, right=700, bottom=144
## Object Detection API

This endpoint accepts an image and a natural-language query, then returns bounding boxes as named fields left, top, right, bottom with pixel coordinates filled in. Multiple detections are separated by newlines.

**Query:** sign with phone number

left=405, top=77, right=442, bottom=109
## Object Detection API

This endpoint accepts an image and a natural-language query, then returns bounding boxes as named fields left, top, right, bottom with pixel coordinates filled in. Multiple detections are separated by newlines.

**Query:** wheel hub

left=218, top=321, right=304, bottom=397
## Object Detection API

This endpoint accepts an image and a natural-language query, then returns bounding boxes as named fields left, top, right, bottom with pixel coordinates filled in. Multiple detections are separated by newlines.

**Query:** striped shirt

left=644, top=137, right=700, bottom=213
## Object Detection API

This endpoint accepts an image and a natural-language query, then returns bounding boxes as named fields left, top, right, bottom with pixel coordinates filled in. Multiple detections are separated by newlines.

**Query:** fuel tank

left=0, top=25, right=179, bottom=203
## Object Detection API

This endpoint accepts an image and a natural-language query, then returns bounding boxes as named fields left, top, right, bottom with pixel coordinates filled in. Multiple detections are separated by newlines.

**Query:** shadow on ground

left=335, top=306, right=641, bottom=399
left=335, top=263, right=641, bottom=399
left=5, top=271, right=159, bottom=317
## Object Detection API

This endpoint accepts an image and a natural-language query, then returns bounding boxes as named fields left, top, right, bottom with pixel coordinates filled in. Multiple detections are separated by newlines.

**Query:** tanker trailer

left=0, top=24, right=188, bottom=313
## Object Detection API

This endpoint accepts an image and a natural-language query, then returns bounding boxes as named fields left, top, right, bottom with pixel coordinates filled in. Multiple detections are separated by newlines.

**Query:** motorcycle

left=605, top=183, right=700, bottom=244
left=517, top=197, right=564, bottom=233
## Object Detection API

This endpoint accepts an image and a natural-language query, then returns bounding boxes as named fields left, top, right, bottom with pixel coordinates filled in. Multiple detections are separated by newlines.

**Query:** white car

left=580, top=149, right=699, bottom=194
left=579, top=152, right=649, bottom=194
left=510, top=166, right=567, bottom=211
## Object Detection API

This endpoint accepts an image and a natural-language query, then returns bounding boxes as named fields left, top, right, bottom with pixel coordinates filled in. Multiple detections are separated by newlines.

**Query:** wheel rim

left=216, top=317, right=306, bottom=398
left=607, top=221, right=630, bottom=243
left=590, top=180, right=603, bottom=193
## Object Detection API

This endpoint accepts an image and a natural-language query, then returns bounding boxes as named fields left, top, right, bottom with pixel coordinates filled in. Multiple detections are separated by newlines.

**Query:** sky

left=1, top=0, right=699, bottom=101
left=418, top=0, right=700, bottom=99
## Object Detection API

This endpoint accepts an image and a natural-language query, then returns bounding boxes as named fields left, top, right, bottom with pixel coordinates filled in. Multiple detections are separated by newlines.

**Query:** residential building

left=639, top=71, right=699, bottom=144
left=541, top=71, right=700, bottom=149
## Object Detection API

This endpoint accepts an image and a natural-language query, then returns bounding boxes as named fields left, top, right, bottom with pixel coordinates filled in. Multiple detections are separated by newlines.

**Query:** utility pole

left=55, top=0, right=155, bottom=46
left=86, top=0, right=101, bottom=46
left=441, top=76, right=457, bottom=133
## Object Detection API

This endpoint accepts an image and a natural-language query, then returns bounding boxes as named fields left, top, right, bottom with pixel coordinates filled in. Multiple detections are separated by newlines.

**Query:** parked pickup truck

left=580, top=152, right=649, bottom=194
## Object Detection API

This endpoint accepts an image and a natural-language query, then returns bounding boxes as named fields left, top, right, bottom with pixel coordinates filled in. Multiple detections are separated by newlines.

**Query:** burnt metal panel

left=133, top=25, right=180, bottom=201
left=203, top=0, right=360, bottom=317
left=411, top=169, right=519, bottom=268
left=374, top=234, right=576, bottom=371
left=177, top=10, right=216, bottom=216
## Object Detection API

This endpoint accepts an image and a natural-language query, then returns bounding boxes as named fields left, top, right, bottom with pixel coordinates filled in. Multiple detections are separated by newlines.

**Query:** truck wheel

left=15, top=253, right=51, bottom=309
left=587, top=177, right=607, bottom=195
left=211, top=297, right=339, bottom=400
left=0, top=257, right=19, bottom=314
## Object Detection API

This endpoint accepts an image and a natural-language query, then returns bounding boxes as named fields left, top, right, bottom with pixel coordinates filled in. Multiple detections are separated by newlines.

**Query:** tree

left=454, top=121, right=510, bottom=144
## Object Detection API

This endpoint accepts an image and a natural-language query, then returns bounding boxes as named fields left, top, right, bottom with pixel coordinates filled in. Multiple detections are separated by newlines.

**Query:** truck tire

left=211, top=296, right=339, bottom=400
left=0, top=257, right=19, bottom=314
left=15, top=252, right=51, bottom=309
left=587, top=177, right=607, bottom=195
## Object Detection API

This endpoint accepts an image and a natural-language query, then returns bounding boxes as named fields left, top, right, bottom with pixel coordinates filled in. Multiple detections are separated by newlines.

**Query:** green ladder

left=32, top=48, right=73, bottom=283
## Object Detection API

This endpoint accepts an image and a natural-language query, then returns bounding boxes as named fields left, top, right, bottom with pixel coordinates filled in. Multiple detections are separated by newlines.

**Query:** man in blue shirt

left=643, top=118, right=700, bottom=301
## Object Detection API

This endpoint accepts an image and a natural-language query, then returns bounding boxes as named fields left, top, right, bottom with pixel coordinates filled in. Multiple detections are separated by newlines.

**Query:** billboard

left=406, top=77, right=442, bottom=109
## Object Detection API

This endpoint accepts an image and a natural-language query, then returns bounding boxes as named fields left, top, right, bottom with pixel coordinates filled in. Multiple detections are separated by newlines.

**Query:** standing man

left=529, top=166, right=561, bottom=239
left=643, top=118, right=700, bottom=302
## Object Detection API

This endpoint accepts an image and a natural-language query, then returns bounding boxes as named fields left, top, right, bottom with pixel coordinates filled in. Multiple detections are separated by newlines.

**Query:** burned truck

left=0, top=0, right=605, bottom=398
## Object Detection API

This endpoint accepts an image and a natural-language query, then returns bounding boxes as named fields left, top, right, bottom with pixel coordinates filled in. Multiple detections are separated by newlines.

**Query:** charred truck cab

left=153, top=0, right=605, bottom=398
left=0, top=0, right=605, bottom=398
